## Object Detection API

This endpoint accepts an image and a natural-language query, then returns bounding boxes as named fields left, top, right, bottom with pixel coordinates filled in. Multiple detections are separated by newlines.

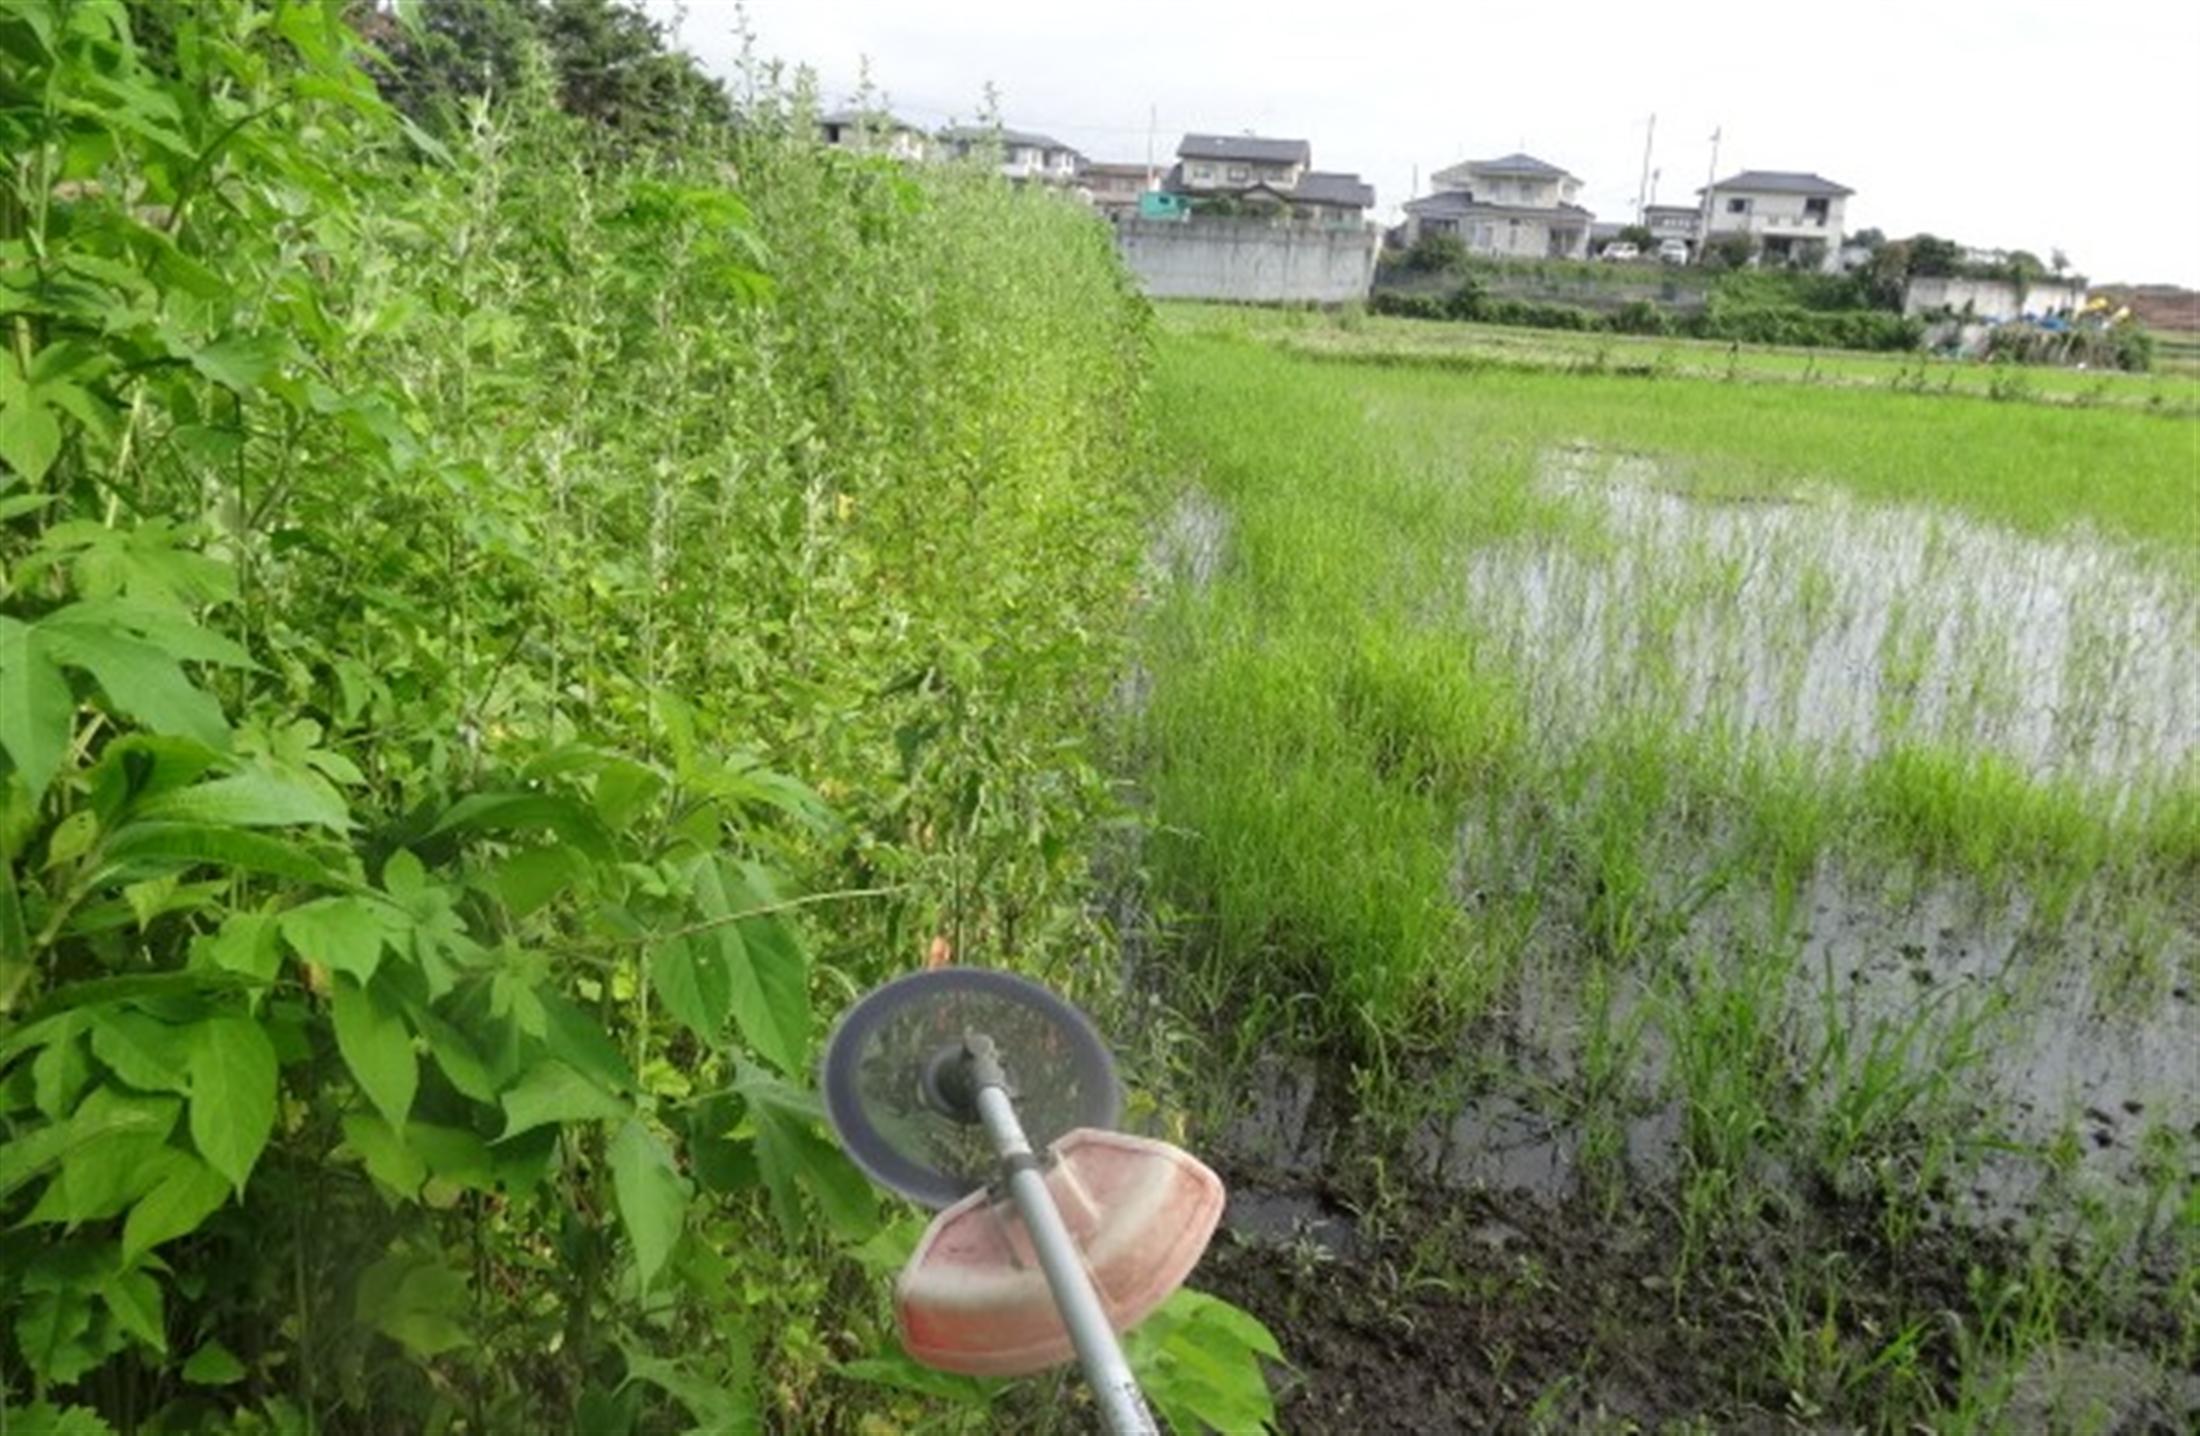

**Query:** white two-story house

left=938, top=125, right=1084, bottom=185
left=1401, top=153, right=1592, bottom=260
left=818, top=109, right=931, bottom=163
left=1698, top=171, right=1853, bottom=272
left=1166, top=134, right=1375, bottom=224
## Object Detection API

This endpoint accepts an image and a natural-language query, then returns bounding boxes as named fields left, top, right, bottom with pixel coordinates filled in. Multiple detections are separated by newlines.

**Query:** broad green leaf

left=342, top=1114, right=425, bottom=1200
left=36, top=617, right=226, bottom=748
left=13, top=1286, right=97, bottom=1386
left=427, top=791, right=612, bottom=860
left=0, top=616, right=72, bottom=798
left=650, top=936, right=730, bottom=1043
left=407, top=1122, right=495, bottom=1191
left=355, top=1254, right=470, bottom=1358
left=139, top=767, right=350, bottom=831
left=620, top=1347, right=758, bottom=1436
left=181, top=1340, right=246, bottom=1386
left=280, top=896, right=402, bottom=983
left=410, top=1006, right=497, bottom=1104
left=121, top=1152, right=230, bottom=1262
left=331, top=977, right=416, bottom=1129
left=24, top=1131, right=180, bottom=1227
left=739, top=1069, right=876, bottom=1240
left=100, top=821, right=334, bottom=884
left=89, top=1009, right=191, bottom=1093
left=695, top=859, right=808, bottom=1075
left=0, top=377, right=63, bottom=483
left=188, top=335, right=286, bottom=393
left=0, top=1093, right=179, bottom=1202
left=4, top=1403, right=116, bottom=1436
left=498, top=1060, right=628, bottom=1139
left=31, top=1022, right=93, bottom=1116
left=609, top=1119, right=688, bottom=1288
left=538, top=991, right=634, bottom=1093
left=488, top=843, right=590, bottom=917
left=200, top=910, right=281, bottom=985
left=187, top=1015, right=277, bottom=1192
left=99, top=1268, right=166, bottom=1353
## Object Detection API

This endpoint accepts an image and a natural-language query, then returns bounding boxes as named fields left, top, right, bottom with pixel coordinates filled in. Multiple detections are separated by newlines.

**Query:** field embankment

left=1134, top=313, right=2199, bottom=1429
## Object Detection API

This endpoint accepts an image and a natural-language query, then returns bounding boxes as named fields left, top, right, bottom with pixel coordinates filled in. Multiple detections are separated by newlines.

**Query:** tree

left=1857, top=239, right=1912, bottom=311
left=1403, top=230, right=1468, bottom=273
left=2051, top=247, right=2071, bottom=275
left=1849, top=226, right=1887, bottom=252
left=1618, top=223, right=1653, bottom=250
left=1906, top=233, right=1961, bottom=277
left=1704, top=231, right=1757, bottom=270
left=366, top=0, right=730, bottom=142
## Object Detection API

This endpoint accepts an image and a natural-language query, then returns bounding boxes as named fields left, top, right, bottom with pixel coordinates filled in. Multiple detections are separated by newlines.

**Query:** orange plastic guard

left=895, top=1128, right=1226, bottom=1377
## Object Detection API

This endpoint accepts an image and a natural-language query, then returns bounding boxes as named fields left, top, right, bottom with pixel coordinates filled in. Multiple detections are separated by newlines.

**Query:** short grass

left=1167, top=302, right=2200, bottom=416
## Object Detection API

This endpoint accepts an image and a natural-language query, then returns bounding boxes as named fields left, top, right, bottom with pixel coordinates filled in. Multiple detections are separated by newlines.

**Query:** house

left=818, top=108, right=930, bottom=163
left=1698, top=171, right=1853, bottom=272
left=1401, top=153, right=1592, bottom=260
left=1081, top=160, right=1158, bottom=218
left=939, top=125, right=1083, bottom=185
left=1642, top=203, right=1701, bottom=257
left=1165, top=134, right=1375, bottom=225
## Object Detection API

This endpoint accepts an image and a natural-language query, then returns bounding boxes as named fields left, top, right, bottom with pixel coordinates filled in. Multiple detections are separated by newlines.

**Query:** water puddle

left=1462, top=445, right=2196, bottom=792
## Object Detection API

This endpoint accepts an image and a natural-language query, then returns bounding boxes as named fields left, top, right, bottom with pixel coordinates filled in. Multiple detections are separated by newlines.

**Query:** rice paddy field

left=1129, top=305, right=2200, bottom=1430
left=1174, top=303, right=2200, bottom=416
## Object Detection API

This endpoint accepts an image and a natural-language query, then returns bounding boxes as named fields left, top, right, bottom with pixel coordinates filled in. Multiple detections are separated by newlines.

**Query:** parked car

left=1600, top=241, right=1640, bottom=262
left=1657, top=238, right=1690, bottom=264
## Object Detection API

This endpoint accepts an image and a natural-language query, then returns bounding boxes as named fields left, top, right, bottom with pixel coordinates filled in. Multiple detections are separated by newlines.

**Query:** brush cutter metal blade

left=820, top=968, right=1121, bottom=1208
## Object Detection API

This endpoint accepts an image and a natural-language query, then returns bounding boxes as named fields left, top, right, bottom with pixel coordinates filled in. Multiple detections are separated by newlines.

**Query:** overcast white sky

left=655, top=0, right=2200, bottom=284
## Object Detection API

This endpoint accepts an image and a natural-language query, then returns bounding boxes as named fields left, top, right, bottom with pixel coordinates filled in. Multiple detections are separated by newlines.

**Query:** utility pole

left=1635, top=114, right=1656, bottom=224
left=1144, top=103, right=1156, bottom=186
left=1695, top=125, right=1722, bottom=265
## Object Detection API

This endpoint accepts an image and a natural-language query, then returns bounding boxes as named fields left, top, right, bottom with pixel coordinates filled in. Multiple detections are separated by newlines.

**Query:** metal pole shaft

left=972, top=1081, right=1160, bottom=1436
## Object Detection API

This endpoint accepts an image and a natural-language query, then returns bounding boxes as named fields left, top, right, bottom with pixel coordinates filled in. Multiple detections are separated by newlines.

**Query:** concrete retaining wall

left=1116, top=218, right=1378, bottom=304
left=1903, top=275, right=2087, bottom=321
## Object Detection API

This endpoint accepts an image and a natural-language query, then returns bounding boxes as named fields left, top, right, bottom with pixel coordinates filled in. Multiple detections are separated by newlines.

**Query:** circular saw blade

left=821, top=968, right=1121, bottom=1208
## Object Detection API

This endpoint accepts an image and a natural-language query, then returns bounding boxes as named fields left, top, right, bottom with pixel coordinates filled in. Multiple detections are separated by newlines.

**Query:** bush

left=1401, top=230, right=1468, bottom=273
left=1684, top=302, right=1923, bottom=350
left=1611, top=299, right=1671, bottom=336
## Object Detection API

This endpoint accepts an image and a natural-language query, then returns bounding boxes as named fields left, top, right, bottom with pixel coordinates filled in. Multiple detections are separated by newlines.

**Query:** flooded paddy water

left=1135, top=398, right=2198, bottom=1425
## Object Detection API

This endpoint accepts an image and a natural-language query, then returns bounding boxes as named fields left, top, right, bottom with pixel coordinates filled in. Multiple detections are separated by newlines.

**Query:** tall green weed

left=0, top=5, right=1269, bottom=1431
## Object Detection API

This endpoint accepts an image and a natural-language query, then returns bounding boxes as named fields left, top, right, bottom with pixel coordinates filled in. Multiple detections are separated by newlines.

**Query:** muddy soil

left=1196, top=1147, right=2196, bottom=1434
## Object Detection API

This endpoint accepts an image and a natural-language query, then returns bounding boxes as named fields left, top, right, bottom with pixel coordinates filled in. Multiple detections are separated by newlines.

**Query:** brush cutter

left=821, top=968, right=1225, bottom=1436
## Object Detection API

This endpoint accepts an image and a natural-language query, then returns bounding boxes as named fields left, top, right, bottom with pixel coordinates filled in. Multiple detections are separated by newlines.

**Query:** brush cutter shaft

left=973, top=1081, right=1160, bottom=1436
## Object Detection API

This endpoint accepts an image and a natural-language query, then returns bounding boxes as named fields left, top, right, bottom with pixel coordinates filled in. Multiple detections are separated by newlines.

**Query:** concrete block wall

left=1115, top=218, right=1378, bottom=304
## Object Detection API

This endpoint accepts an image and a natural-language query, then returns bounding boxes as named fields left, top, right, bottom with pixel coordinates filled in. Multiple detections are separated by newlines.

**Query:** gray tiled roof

left=819, top=108, right=922, bottom=132
left=1406, top=192, right=1591, bottom=222
left=1701, top=170, right=1854, bottom=196
left=1292, top=171, right=1374, bottom=208
left=1177, top=133, right=1312, bottom=166
left=1466, top=152, right=1575, bottom=179
left=940, top=124, right=1078, bottom=155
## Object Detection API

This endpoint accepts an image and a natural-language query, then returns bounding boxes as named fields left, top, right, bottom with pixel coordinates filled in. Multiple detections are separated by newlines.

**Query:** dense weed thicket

left=1, top=5, right=1273, bottom=1432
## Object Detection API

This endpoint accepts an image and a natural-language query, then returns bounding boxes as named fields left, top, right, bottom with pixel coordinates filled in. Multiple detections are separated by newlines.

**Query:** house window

left=1803, top=197, right=1830, bottom=221
left=1726, top=197, right=1749, bottom=214
left=1227, top=165, right=1248, bottom=183
left=1190, top=164, right=1213, bottom=183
